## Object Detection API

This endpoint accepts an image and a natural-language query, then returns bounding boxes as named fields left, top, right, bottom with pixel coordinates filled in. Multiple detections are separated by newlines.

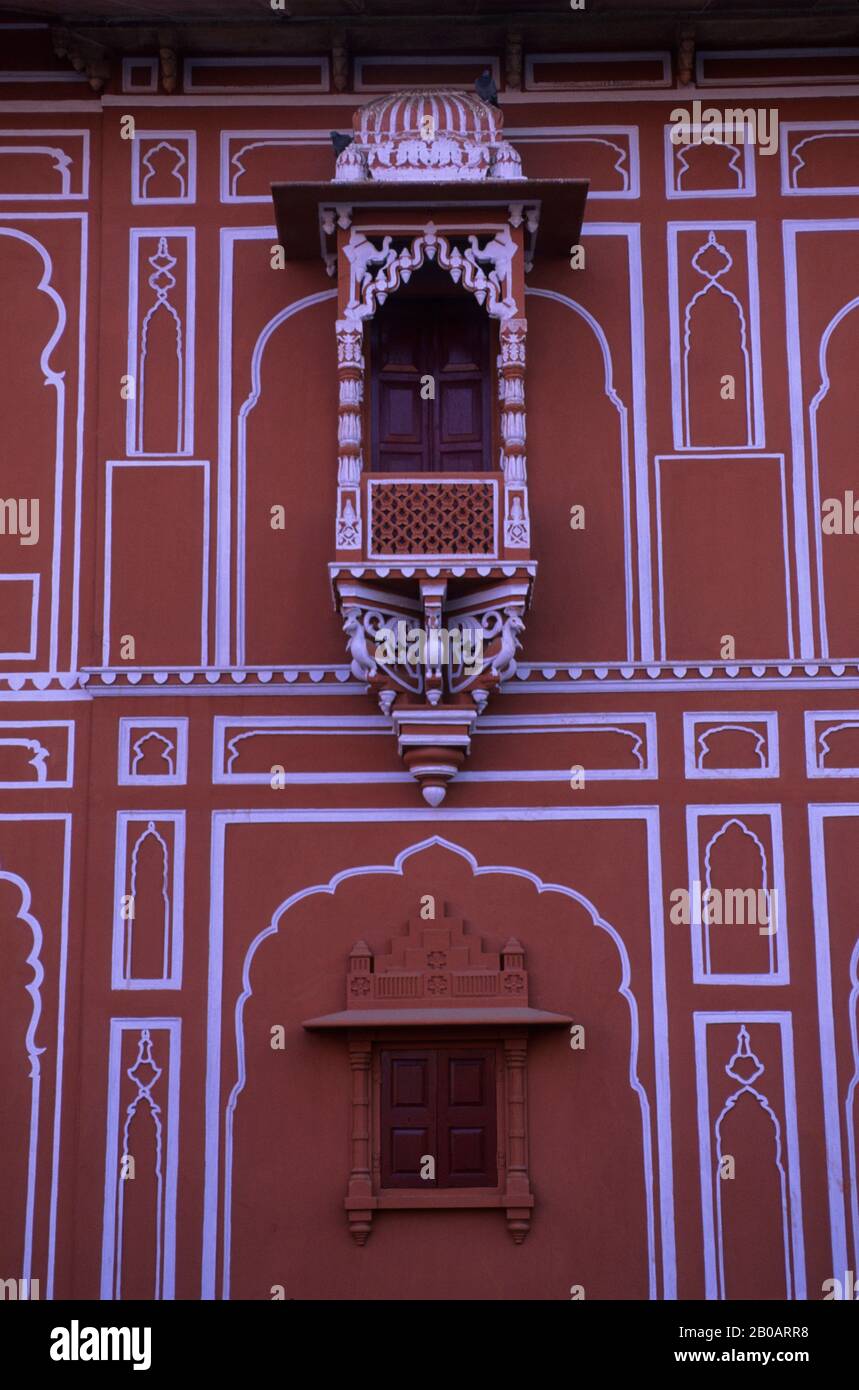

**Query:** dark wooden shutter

left=435, top=301, right=491, bottom=473
left=372, top=306, right=431, bottom=473
left=438, top=1047, right=497, bottom=1188
left=380, top=1044, right=497, bottom=1189
left=380, top=1049, right=437, bottom=1187
left=371, top=296, right=490, bottom=473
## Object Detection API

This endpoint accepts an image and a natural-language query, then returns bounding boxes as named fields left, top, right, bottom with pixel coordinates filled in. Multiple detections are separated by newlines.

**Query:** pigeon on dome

left=475, top=68, right=499, bottom=107
left=330, top=131, right=354, bottom=156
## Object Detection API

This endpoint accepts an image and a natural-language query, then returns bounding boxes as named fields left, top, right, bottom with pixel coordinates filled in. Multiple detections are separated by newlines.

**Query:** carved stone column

left=344, top=1036, right=374, bottom=1244
left=335, top=321, right=364, bottom=554
left=499, top=318, right=529, bottom=550
left=502, top=1035, right=534, bottom=1241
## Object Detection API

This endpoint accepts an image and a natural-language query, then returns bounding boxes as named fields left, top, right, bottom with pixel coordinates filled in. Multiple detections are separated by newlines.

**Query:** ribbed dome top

left=353, top=88, right=504, bottom=145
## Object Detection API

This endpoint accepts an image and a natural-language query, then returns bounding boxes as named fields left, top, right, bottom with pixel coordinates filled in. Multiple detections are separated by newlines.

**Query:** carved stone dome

left=334, top=87, right=524, bottom=184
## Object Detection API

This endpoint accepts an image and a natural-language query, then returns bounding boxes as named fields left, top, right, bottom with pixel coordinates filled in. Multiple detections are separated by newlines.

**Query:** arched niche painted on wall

left=523, top=287, right=634, bottom=663
left=809, top=297, right=859, bottom=656
left=235, top=287, right=340, bottom=667
left=221, top=838, right=657, bottom=1301
left=0, top=228, right=65, bottom=668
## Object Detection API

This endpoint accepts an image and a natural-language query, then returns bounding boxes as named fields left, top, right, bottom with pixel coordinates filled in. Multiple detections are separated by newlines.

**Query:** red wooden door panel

left=380, top=1045, right=497, bottom=1189
left=438, top=1047, right=497, bottom=1188
left=380, top=1049, right=437, bottom=1187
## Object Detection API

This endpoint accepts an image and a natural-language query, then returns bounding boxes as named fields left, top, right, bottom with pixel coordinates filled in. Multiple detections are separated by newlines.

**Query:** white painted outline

left=663, top=124, right=756, bottom=201
left=354, top=55, right=500, bottom=94
left=118, top=716, right=189, bottom=786
left=783, top=219, right=859, bottom=659
left=0, top=812, right=71, bottom=1300
left=0, top=719, right=74, bottom=787
left=804, top=710, right=859, bottom=777
left=667, top=221, right=765, bottom=452
left=0, top=71, right=87, bottom=87
left=111, top=811, right=185, bottom=991
left=219, top=124, right=640, bottom=204
left=780, top=121, right=859, bottom=196
left=102, top=459, right=210, bottom=668
left=685, top=804, right=789, bottom=986
left=0, top=212, right=87, bottom=672
left=211, top=711, right=658, bottom=784
left=808, top=804, right=858, bottom=1282
left=100, top=1017, right=181, bottom=1300
left=694, top=1012, right=806, bottom=1300
left=682, top=711, right=779, bottom=779
left=696, top=47, right=859, bottom=88
left=185, top=56, right=330, bottom=95
left=0, top=129, right=90, bottom=201
left=653, top=454, right=794, bottom=663
left=121, top=58, right=158, bottom=95
left=0, top=573, right=40, bottom=658
left=126, top=227, right=195, bottom=457
left=131, top=131, right=197, bottom=206
left=201, top=806, right=675, bottom=1301
left=525, top=51, right=671, bottom=91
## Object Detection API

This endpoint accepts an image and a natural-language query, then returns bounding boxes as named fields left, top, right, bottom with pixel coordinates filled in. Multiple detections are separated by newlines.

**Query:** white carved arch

left=341, top=223, right=520, bottom=325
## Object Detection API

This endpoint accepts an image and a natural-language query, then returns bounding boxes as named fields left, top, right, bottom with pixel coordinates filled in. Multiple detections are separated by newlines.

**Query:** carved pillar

left=503, top=1035, right=534, bottom=1242
left=345, top=1036, right=374, bottom=1244
left=677, top=25, right=696, bottom=87
left=499, top=318, right=529, bottom=551
left=332, top=31, right=349, bottom=93
left=335, top=321, right=364, bottom=554
left=505, top=30, right=524, bottom=93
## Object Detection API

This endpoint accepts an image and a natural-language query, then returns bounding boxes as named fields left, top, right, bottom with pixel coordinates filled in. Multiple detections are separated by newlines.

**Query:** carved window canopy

left=303, top=912, right=571, bottom=1245
left=272, top=178, right=588, bottom=268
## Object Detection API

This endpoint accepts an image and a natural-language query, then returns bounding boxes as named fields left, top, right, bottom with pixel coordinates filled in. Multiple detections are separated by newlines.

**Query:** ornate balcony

left=272, top=87, right=587, bottom=803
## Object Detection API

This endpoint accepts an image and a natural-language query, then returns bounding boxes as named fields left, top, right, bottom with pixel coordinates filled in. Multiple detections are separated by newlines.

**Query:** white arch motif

left=714, top=1025, right=793, bottom=1299
left=141, top=141, right=187, bottom=200
left=235, top=288, right=339, bottom=665
left=702, top=818, right=773, bottom=977
left=0, top=228, right=67, bottom=671
left=807, top=295, right=859, bottom=657
left=682, top=231, right=753, bottom=448
left=526, top=286, right=635, bottom=661
left=127, top=821, right=171, bottom=982
left=0, top=867, right=47, bottom=1285
left=130, top=730, right=175, bottom=776
left=220, top=835, right=659, bottom=1300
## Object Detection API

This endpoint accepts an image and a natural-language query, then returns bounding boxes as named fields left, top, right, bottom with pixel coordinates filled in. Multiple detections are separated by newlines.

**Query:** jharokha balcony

left=273, top=87, right=586, bottom=803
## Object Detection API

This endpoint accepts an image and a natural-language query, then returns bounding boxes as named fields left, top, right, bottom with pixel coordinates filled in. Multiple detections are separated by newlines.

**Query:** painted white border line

left=682, top=711, right=779, bottom=779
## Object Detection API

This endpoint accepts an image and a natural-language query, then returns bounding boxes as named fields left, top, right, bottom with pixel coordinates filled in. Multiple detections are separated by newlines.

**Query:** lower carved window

left=381, top=1043, right=497, bottom=1189
left=301, top=911, right=572, bottom=1244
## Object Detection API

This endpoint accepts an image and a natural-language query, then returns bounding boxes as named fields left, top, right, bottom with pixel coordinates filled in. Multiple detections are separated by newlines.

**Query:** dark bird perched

left=475, top=68, right=498, bottom=107
left=330, top=131, right=354, bottom=157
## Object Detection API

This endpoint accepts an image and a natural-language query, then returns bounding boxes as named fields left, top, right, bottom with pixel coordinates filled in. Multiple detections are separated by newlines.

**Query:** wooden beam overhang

left=272, top=177, right=589, bottom=265
left=302, top=1006, right=574, bottom=1028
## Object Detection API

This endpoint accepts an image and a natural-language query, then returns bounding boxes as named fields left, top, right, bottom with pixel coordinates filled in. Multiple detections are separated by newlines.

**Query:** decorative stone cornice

left=4, top=661, right=859, bottom=698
